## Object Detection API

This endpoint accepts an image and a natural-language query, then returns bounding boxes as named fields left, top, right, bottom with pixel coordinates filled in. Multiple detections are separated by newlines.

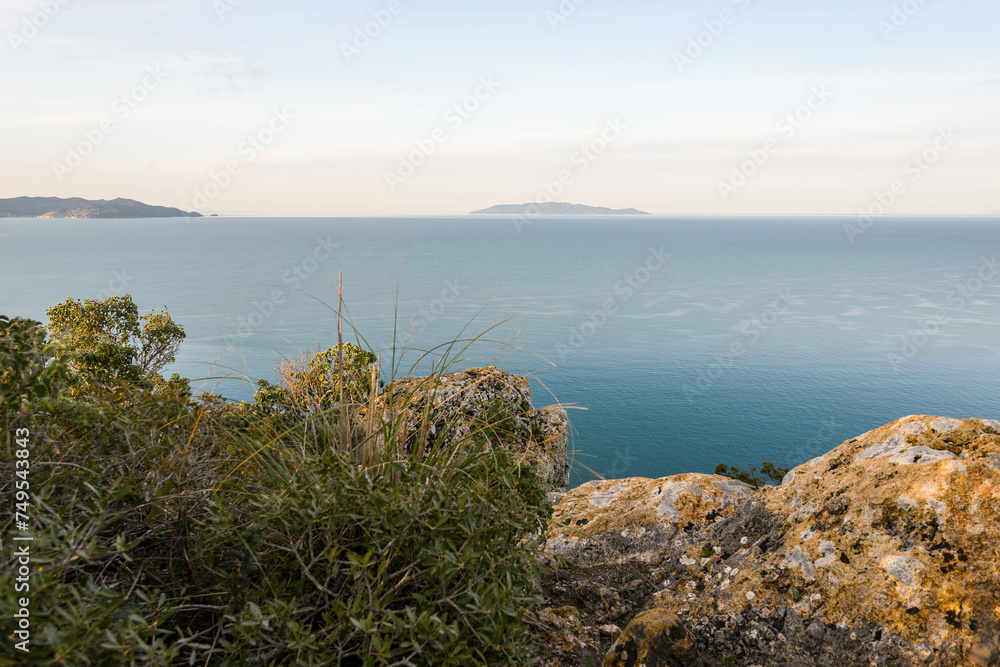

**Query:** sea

left=2, top=215, right=998, bottom=487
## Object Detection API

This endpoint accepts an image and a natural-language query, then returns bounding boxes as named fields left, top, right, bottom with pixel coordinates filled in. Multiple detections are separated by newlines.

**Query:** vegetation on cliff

left=714, top=458, right=789, bottom=488
left=0, top=295, right=553, bottom=665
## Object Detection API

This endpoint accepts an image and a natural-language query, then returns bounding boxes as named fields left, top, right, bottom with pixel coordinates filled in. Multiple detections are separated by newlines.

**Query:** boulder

left=602, top=608, right=709, bottom=667
left=545, top=473, right=754, bottom=565
left=532, top=606, right=604, bottom=666
left=535, top=416, right=1000, bottom=666
left=376, top=366, right=569, bottom=489
left=752, top=415, right=1000, bottom=664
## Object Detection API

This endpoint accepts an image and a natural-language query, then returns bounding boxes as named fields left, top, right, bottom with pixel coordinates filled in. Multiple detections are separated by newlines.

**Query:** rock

left=533, top=415, right=1000, bottom=666
left=969, top=634, right=999, bottom=666
left=805, top=620, right=826, bottom=641
left=601, top=609, right=709, bottom=667
left=544, top=473, right=753, bottom=565
left=533, top=606, right=603, bottom=666
left=375, top=366, right=569, bottom=488
left=599, top=623, right=622, bottom=637
left=743, top=414, right=1000, bottom=665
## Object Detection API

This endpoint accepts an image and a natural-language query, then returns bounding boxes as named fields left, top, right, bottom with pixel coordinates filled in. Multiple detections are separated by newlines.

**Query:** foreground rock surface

left=534, top=416, right=1000, bottom=666
left=378, top=366, right=569, bottom=488
left=546, top=473, right=754, bottom=565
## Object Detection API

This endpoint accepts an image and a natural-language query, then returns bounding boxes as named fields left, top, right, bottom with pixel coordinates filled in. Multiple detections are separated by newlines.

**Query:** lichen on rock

left=534, top=415, right=1000, bottom=666
left=601, top=608, right=709, bottom=667
left=544, top=473, right=754, bottom=565
left=375, top=366, right=569, bottom=488
left=757, top=415, right=1000, bottom=661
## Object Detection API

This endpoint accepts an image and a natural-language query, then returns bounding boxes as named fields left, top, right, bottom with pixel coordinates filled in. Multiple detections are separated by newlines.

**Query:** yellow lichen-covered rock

left=577, top=415, right=1000, bottom=666
left=601, top=608, right=708, bottom=667
left=761, top=415, right=1000, bottom=655
left=375, top=366, right=569, bottom=488
left=532, top=606, right=603, bottom=667
left=544, top=473, right=753, bottom=564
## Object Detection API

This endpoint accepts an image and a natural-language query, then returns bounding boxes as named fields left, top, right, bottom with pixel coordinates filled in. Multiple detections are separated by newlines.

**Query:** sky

left=1, top=0, right=998, bottom=216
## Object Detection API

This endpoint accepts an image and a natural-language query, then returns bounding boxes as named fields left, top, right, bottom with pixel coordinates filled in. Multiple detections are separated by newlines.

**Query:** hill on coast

left=0, top=196, right=201, bottom=219
left=470, top=202, right=649, bottom=215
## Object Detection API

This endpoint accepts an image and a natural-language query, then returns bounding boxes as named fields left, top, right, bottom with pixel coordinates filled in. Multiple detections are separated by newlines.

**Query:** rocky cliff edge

left=535, top=415, right=1000, bottom=666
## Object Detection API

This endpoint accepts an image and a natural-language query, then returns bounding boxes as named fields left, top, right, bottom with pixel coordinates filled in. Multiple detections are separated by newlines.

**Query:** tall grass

left=0, top=287, right=557, bottom=666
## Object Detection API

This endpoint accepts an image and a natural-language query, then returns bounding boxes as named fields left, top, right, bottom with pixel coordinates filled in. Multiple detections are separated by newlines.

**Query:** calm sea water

left=2, top=216, right=998, bottom=486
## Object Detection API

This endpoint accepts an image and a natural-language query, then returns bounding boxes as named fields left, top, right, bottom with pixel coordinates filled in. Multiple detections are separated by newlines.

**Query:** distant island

left=0, top=197, right=201, bottom=219
left=470, top=202, right=649, bottom=215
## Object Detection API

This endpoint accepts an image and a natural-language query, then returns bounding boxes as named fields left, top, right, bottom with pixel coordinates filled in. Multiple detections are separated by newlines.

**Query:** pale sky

left=1, top=0, right=997, bottom=216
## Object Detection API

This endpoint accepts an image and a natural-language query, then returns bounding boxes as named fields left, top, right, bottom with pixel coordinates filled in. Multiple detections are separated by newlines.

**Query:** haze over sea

left=3, top=215, right=998, bottom=486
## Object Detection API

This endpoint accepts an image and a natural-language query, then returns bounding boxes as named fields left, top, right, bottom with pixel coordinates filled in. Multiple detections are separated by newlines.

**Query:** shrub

left=714, top=458, right=789, bottom=488
left=253, top=343, right=381, bottom=414
left=206, top=446, right=549, bottom=665
left=0, top=295, right=552, bottom=665
left=45, top=295, right=185, bottom=393
left=0, top=316, right=69, bottom=437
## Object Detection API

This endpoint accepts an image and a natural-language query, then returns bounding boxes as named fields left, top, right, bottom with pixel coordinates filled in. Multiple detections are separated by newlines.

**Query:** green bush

left=45, top=295, right=185, bottom=394
left=714, top=458, right=789, bottom=488
left=206, top=447, right=549, bottom=665
left=0, top=316, right=69, bottom=436
left=253, top=343, right=381, bottom=413
left=0, top=295, right=551, bottom=666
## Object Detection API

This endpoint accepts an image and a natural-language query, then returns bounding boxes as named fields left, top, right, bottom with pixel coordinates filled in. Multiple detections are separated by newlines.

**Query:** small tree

left=0, top=316, right=70, bottom=435
left=254, top=343, right=380, bottom=413
left=46, top=295, right=185, bottom=391
left=715, top=458, right=789, bottom=488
